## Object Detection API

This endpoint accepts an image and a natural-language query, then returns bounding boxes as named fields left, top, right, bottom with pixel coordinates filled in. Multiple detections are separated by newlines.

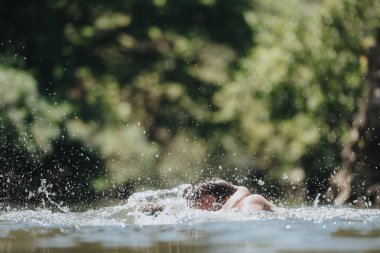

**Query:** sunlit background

left=1, top=0, right=380, bottom=208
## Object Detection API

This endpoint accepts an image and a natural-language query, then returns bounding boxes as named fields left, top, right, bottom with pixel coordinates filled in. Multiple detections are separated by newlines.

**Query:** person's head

left=183, top=178, right=237, bottom=211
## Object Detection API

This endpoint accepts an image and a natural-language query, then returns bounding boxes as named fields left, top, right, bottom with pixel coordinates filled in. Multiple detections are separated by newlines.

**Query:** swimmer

left=184, top=178, right=274, bottom=211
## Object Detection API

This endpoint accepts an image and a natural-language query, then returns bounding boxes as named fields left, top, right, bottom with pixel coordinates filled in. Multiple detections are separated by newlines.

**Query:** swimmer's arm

left=222, top=186, right=250, bottom=210
left=239, top=194, right=275, bottom=211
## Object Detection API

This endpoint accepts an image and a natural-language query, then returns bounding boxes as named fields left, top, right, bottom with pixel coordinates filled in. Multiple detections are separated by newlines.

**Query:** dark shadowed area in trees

left=0, top=0, right=380, bottom=209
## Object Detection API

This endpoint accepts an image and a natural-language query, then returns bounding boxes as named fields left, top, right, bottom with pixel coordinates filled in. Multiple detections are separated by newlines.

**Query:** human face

left=220, top=195, right=230, bottom=205
left=193, top=194, right=217, bottom=211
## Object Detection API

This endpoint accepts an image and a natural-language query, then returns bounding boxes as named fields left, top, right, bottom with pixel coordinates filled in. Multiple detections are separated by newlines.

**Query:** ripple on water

left=1, top=185, right=380, bottom=252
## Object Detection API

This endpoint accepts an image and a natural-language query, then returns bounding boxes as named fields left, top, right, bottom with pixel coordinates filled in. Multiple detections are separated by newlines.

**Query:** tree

left=214, top=0, right=380, bottom=201
left=0, top=0, right=255, bottom=205
left=328, top=29, right=380, bottom=206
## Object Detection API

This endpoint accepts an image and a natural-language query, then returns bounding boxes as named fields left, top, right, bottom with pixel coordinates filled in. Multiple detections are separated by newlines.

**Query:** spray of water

left=37, top=179, right=69, bottom=213
left=313, top=193, right=321, bottom=207
left=2, top=184, right=380, bottom=228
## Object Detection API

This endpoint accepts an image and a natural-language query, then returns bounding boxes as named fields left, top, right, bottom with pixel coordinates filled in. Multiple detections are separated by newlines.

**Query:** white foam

left=1, top=185, right=380, bottom=227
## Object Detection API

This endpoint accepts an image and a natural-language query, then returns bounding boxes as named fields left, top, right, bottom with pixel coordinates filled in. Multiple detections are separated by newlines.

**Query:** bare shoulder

left=221, top=186, right=250, bottom=210
left=235, top=186, right=250, bottom=196
left=239, top=194, right=274, bottom=211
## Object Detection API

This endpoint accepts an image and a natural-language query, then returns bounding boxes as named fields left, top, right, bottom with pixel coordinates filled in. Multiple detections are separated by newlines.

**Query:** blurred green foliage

left=0, top=0, right=379, bottom=205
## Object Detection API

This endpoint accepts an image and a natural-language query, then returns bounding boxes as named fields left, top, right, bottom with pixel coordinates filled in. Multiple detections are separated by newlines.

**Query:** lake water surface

left=1, top=185, right=380, bottom=253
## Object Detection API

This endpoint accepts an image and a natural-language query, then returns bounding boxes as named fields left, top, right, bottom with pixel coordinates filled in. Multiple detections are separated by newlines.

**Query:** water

left=1, top=185, right=380, bottom=253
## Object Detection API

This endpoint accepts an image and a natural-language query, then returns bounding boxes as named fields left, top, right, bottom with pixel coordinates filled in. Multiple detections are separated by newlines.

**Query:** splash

left=1, top=184, right=380, bottom=227
left=37, top=179, right=70, bottom=213
left=313, top=193, right=321, bottom=207
left=1, top=185, right=380, bottom=253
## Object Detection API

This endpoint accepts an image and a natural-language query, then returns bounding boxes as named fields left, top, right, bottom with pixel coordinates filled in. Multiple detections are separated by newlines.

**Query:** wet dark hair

left=183, top=178, right=237, bottom=208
